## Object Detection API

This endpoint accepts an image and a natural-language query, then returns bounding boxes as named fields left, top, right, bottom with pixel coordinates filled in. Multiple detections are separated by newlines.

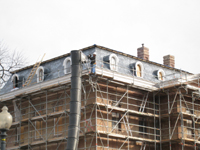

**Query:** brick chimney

left=137, top=44, right=149, bottom=60
left=163, top=55, right=175, bottom=68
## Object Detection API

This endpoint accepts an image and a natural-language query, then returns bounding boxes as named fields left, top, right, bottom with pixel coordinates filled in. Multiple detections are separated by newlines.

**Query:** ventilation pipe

left=66, top=50, right=82, bottom=150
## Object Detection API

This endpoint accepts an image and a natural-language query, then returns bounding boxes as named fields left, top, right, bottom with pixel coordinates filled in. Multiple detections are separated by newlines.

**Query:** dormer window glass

left=63, top=57, right=71, bottom=74
left=135, top=62, right=144, bottom=78
left=36, top=66, right=44, bottom=83
left=157, top=69, right=165, bottom=81
left=13, top=76, right=18, bottom=88
left=66, top=60, right=70, bottom=73
left=159, top=72, right=163, bottom=80
left=39, top=69, right=43, bottom=81
left=11, top=74, right=19, bottom=88
left=110, top=57, right=116, bottom=70
left=109, top=54, right=119, bottom=71
left=136, top=64, right=142, bottom=77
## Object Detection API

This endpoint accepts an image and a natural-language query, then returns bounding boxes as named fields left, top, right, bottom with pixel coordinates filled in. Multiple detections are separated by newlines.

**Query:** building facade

left=0, top=44, right=200, bottom=150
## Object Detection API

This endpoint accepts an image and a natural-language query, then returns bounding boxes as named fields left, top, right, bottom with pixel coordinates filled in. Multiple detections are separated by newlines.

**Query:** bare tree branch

left=0, top=41, right=26, bottom=88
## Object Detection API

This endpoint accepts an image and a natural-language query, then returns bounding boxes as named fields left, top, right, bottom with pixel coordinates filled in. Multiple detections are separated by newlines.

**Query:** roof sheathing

left=11, top=44, right=192, bottom=75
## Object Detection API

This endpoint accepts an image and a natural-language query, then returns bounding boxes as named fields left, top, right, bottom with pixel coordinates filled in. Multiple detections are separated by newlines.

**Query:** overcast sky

left=0, top=0, right=200, bottom=74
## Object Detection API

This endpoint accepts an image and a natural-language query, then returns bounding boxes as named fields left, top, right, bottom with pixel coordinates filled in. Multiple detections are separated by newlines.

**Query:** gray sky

left=0, top=0, right=200, bottom=74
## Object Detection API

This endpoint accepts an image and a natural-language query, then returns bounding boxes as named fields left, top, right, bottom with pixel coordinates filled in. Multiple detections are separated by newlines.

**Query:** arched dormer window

left=135, top=62, right=144, bottom=78
left=109, top=54, right=119, bottom=71
left=36, top=66, right=44, bottom=83
left=11, top=74, right=19, bottom=88
left=63, top=57, right=71, bottom=74
left=157, top=69, right=165, bottom=81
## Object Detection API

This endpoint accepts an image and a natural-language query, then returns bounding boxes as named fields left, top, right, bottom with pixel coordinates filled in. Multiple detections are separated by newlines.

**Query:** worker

left=88, top=52, right=96, bottom=74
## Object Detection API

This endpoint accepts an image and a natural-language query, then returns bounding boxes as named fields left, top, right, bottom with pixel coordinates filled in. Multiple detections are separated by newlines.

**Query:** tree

left=0, top=41, right=25, bottom=88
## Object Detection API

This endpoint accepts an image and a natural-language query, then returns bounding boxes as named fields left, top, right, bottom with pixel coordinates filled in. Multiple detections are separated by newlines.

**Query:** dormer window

left=135, top=62, right=144, bottom=78
left=157, top=69, right=165, bottom=81
left=63, top=57, right=71, bottom=74
left=39, top=69, right=43, bottom=81
left=136, top=64, right=142, bottom=77
left=36, top=66, right=44, bottom=83
left=109, top=54, right=119, bottom=71
left=11, top=74, right=19, bottom=88
left=110, top=57, right=116, bottom=70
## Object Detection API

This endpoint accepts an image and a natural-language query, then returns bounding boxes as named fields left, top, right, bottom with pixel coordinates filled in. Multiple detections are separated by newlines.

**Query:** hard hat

left=93, top=52, right=96, bottom=55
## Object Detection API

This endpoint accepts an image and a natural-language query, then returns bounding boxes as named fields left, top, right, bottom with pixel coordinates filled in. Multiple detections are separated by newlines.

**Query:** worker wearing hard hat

left=88, top=52, right=96, bottom=74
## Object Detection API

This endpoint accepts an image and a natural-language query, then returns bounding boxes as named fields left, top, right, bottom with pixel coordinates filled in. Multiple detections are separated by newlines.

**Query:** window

left=110, top=57, right=116, bottom=70
left=13, top=76, right=18, bottom=88
left=36, top=66, right=44, bottom=83
left=35, top=104, right=44, bottom=116
left=136, top=64, right=141, bottom=77
left=186, top=120, right=193, bottom=138
left=139, top=118, right=146, bottom=133
left=63, top=57, right=71, bottom=74
left=186, top=109, right=193, bottom=114
left=17, top=126, right=24, bottom=143
left=11, top=74, right=19, bottom=88
left=159, top=72, right=163, bottom=80
left=157, top=69, right=165, bottom=81
left=112, top=112, right=121, bottom=132
left=35, top=121, right=42, bottom=139
left=109, top=54, right=119, bottom=71
left=111, top=100, right=119, bottom=107
left=110, top=95, right=121, bottom=107
left=54, top=117, right=63, bottom=136
left=135, top=62, right=144, bottom=78
left=39, top=69, right=43, bottom=81
left=53, top=102, right=63, bottom=136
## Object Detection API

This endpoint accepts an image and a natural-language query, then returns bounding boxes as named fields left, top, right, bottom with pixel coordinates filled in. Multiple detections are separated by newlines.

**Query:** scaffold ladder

left=23, top=54, right=45, bottom=87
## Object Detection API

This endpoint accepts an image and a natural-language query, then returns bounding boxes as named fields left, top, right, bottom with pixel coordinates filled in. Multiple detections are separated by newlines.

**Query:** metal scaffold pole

left=179, top=89, right=184, bottom=150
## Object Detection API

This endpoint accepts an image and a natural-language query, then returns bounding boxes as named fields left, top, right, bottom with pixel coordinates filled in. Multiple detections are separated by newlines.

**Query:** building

left=0, top=44, right=200, bottom=150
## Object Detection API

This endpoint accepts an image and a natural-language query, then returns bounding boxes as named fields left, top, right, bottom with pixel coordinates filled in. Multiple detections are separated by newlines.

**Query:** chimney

left=163, top=55, right=175, bottom=68
left=137, top=44, right=149, bottom=60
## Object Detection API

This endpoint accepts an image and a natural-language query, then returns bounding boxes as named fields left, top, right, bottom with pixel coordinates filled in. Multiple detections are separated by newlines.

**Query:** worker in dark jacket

left=88, top=52, right=96, bottom=73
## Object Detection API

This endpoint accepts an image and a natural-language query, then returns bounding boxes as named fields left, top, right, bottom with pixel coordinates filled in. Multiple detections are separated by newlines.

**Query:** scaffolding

left=1, top=59, right=200, bottom=150
left=160, top=79, right=200, bottom=150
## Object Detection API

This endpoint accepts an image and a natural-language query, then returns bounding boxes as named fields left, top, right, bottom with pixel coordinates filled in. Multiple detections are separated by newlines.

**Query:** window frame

left=11, top=74, right=19, bottom=88
left=135, top=62, right=144, bottom=78
left=139, top=118, right=147, bottom=133
left=186, top=120, right=193, bottom=138
left=109, top=54, right=119, bottom=71
left=111, top=112, right=121, bottom=132
left=53, top=101, right=63, bottom=136
left=35, top=121, right=42, bottom=140
left=17, top=126, right=24, bottom=143
left=157, top=69, right=165, bottom=81
left=63, top=57, right=71, bottom=74
left=36, top=66, right=44, bottom=83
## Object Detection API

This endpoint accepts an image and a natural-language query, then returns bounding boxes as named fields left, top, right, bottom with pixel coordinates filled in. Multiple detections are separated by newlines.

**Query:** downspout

left=66, top=50, right=82, bottom=150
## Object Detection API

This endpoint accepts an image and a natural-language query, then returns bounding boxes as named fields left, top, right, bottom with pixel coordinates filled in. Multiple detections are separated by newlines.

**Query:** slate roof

left=0, top=44, right=192, bottom=95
